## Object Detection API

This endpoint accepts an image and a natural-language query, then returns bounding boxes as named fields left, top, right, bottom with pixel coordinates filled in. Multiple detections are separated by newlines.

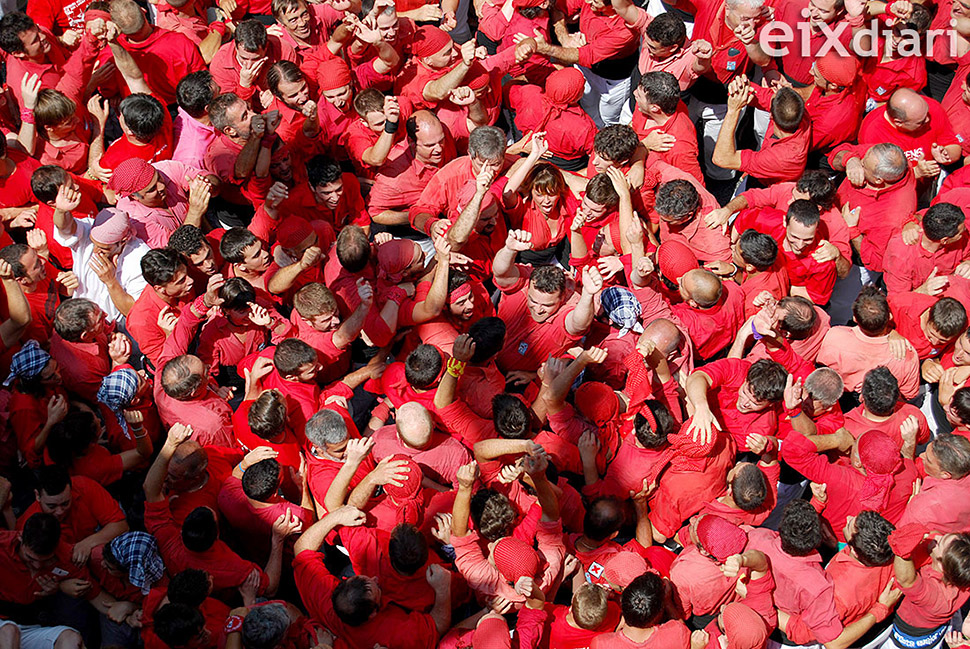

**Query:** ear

left=34, top=489, right=40, bottom=501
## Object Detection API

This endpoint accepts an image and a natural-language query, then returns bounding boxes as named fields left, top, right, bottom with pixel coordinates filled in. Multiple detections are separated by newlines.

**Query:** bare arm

left=0, top=265, right=31, bottom=349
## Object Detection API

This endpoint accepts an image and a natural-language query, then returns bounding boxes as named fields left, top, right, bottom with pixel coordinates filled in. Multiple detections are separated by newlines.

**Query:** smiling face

left=735, top=380, right=769, bottom=414
left=449, top=289, right=476, bottom=321
left=133, top=172, right=168, bottom=208
left=277, top=77, right=310, bottom=110
left=323, top=84, right=353, bottom=113
left=312, top=178, right=344, bottom=210
left=308, top=307, right=341, bottom=332
left=278, top=1, right=312, bottom=39
left=784, top=219, right=818, bottom=255
left=526, top=285, right=562, bottom=322
left=17, top=27, right=51, bottom=59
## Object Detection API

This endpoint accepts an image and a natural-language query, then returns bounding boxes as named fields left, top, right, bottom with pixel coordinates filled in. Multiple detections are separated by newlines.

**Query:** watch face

left=225, top=615, right=244, bottom=634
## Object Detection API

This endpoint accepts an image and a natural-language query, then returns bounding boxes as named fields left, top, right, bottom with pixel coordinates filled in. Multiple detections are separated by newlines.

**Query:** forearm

left=633, top=502, right=653, bottom=548
left=712, top=109, right=742, bottom=169
left=302, top=113, right=321, bottom=139
left=293, top=511, right=344, bottom=554
left=830, top=151, right=858, bottom=173
left=372, top=210, right=410, bottom=225
left=617, top=194, right=634, bottom=254
left=491, top=247, right=520, bottom=288
left=451, top=485, right=473, bottom=537
left=685, top=372, right=713, bottom=412
left=372, top=40, right=400, bottom=74
left=89, top=591, right=118, bottom=615
left=412, top=259, right=449, bottom=323
left=144, top=444, right=177, bottom=501
left=424, top=63, right=471, bottom=103
left=580, top=451, right=599, bottom=486
left=323, top=460, right=363, bottom=512
left=745, top=41, right=770, bottom=66
left=532, top=476, right=560, bottom=521
left=88, top=123, right=107, bottom=176
left=474, top=438, right=531, bottom=463
left=1, top=277, right=30, bottom=331
left=433, top=372, right=458, bottom=409
left=466, top=100, right=489, bottom=128
left=332, top=304, right=368, bottom=349
left=102, top=278, right=135, bottom=316
left=16, top=120, right=36, bottom=156
left=361, top=132, right=395, bottom=167
left=430, top=583, right=453, bottom=636
left=894, top=555, right=917, bottom=588
left=108, top=43, right=151, bottom=95
left=346, top=474, right=379, bottom=509
left=263, top=540, right=284, bottom=595
left=266, top=261, right=306, bottom=295
left=565, top=292, right=595, bottom=335
left=448, top=191, right=485, bottom=247
left=80, top=521, right=129, bottom=549
left=199, top=30, right=222, bottom=64
left=536, top=41, right=580, bottom=64
left=234, top=137, right=262, bottom=180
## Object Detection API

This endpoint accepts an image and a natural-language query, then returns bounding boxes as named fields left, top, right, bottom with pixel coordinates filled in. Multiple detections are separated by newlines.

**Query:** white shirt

left=53, top=219, right=150, bottom=322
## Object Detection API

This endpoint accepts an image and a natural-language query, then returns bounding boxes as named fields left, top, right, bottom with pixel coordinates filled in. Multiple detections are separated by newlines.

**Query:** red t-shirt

left=17, top=476, right=125, bottom=546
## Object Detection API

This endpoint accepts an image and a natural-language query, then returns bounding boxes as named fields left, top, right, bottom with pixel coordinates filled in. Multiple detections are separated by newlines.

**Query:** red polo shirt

left=127, top=289, right=191, bottom=369
left=888, top=291, right=951, bottom=360
left=17, top=476, right=125, bottom=546
left=696, top=358, right=779, bottom=451
left=884, top=232, right=970, bottom=295
left=118, top=28, right=206, bottom=106
left=842, top=402, right=931, bottom=448
left=831, top=144, right=918, bottom=272
left=408, top=156, right=479, bottom=235
left=691, top=0, right=764, bottom=84
left=210, top=36, right=298, bottom=103
left=671, top=281, right=745, bottom=360
left=739, top=266, right=791, bottom=319
left=739, top=86, right=811, bottom=184
left=741, top=182, right=852, bottom=258
left=805, top=84, right=866, bottom=153
left=565, top=0, right=638, bottom=69
left=734, top=206, right=837, bottom=304
left=100, top=107, right=174, bottom=171
left=632, top=106, right=703, bottom=182
left=772, top=0, right=854, bottom=85
left=942, top=71, right=970, bottom=158
left=368, top=140, right=454, bottom=217
left=857, top=100, right=959, bottom=167
left=863, top=47, right=927, bottom=104
left=293, top=549, right=439, bottom=649
left=0, top=531, right=96, bottom=606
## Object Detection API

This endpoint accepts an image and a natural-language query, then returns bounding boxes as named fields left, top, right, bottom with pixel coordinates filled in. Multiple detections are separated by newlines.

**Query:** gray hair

left=468, top=126, right=506, bottom=162
left=241, top=604, right=290, bottom=649
left=869, top=143, right=908, bottom=183
left=726, top=0, right=765, bottom=9
left=804, top=367, right=843, bottom=408
left=304, top=409, right=348, bottom=448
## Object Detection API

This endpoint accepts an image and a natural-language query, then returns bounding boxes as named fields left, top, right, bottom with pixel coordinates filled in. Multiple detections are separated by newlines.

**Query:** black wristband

left=384, top=119, right=399, bottom=134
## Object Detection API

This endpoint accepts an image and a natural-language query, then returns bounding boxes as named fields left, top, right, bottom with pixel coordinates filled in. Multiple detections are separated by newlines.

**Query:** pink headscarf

left=857, top=430, right=902, bottom=510
left=90, top=208, right=133, bottom=246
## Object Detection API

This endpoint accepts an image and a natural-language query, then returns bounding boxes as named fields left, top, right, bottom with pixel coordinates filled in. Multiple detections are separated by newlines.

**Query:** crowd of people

left=0, top=0, right=968, bottom=646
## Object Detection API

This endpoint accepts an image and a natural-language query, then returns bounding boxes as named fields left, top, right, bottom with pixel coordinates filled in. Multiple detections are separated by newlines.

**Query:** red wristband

left=20, top=109, right=34, bottom=124
left=209, top=21, right=228, bottom=37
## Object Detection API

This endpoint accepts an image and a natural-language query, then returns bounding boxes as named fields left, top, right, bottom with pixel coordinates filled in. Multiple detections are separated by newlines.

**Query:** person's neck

left=718, top=492, right=738, bottom=508
left=128, top=24, right=153, bottom=43
left=862, top=407, right=891, bottom=423
left=575, top=535, right=604, bottom=551
left=920, top=233, right=942, bottom=253
left=155, top=287, right=179, bottom=306
left=236, top=266, right=262, bottom=282
left=565, top=610, right=582, bottom=629
left=619, top=622, right=654, bottom=642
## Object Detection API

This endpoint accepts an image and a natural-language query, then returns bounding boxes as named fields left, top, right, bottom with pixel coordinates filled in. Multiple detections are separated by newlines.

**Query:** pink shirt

left=633, top=10, right=700, bottom=86
left=118, top=160, right=204, bottom=248
left=897, top=473, right=970, bottom=533
left=670, top=544, right=744, bottom=618
left=817, top=326, right=920, bottom=400
left=452, top=520, right=565, bottom=604
left=370, top=426, right=472, bottom=489
left=745, top=527, right=843, bottom=644
left=173, top=108, right=218, bottom=170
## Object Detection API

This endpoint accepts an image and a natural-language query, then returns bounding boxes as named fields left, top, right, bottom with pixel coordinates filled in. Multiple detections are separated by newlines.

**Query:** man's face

left=277, top=78, right=310, bottom=110
left=471, top=155, right=504, bottom=177
left=18, top=248, right=46, bottom=287
left=579, top=195, right=611, bottom=223
left=134, top=173, right=167, bottom=208
left=449, top=290, right=476, bottom=320
left=18, top=28, right=50, bottom=59
left=415, top=123, right=447, bottom=166
left=590, top=152, right=617, bottom=175
left=475, top=203, right=499, bottom=235
left=526, top=285, right=562, bottom=322
left=931, top=533, right=957, bottom=565
left=324, top=438, right=349, bottom=460
left=228, top=101, right=256, bottom=140
left=308, top=307, right=341, bottom=332
left=235, top=45, right=267, bottom=68
left=279, top=2, right=312, bottom=39
left=37, top=485, right=72, bottom=522
left=785, top=219, right=818, bottom=255
left=323, top=85, right=353, bottom=113
left=920, top=442, right=945, bottom=478
left=312, top=179, right=344, bottom=210
left=424, top=42, right=456, bottom=69
left=285, top=232, right=317, bottom=262
left=362, top=110, right=386, bottom=134
left=924, top=322, right=953, bottom=349
left=292, top=360, right=321, bottom=383
left=270, top=151, right=294, bottom=184
left=736, top=381, right=770, bottom=413
left=160, top=266, right=194, bottom=300
left=241, top=242, right=272, bottom=274
left=19, top=542, right=56, bottom=573
left=189, top=243, right=219, bottom=276
left=726, top=2, right=762, bottom=30
left=40, top=359, right=62, bottom=386
left=643, top=36, right=678, bottom=61
left=807, top=0, right=840, bottom=27
left=376, top=11, right=400, bottom=41
left=952, top=334, right=970, bottom=366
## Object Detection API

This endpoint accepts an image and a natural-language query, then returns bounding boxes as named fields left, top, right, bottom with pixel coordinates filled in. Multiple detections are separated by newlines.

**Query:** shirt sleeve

left=453, top=531, right=503, bottom=598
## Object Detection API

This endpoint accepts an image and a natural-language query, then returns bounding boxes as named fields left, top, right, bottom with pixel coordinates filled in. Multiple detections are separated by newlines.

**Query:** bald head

left=166, top=442, right=209, bottom=491
left=396, top=402, right=434, bottom=449
left=641, top=318, right=683, bottom=356
left=682, top=269, right=722, bottom=308
left=887, top=89, right=929, bottom=132
left=110, top=0, right=146, bottom=34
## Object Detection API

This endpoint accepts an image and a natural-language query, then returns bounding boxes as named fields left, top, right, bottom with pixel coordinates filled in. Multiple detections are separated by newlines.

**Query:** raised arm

left=450, top=461, right=479, bottom=538
left=0, top=260, right=31, bottom=349
left=712, top=76, right=750, bottom=172
left=447, top=165, right=496, bottom=248
left=322, top=438, right=374, bottom=514
left=332, top=280, right=373, bottom=349
left=564, top=266, right=604, bottom=336
left=143, top=424, right=194, bottom=502
left=492, top=230, right=532, bottom=289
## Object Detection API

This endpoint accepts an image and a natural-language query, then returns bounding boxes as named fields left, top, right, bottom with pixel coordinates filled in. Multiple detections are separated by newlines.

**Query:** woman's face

left=531, top=189, right=559, bottom=215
